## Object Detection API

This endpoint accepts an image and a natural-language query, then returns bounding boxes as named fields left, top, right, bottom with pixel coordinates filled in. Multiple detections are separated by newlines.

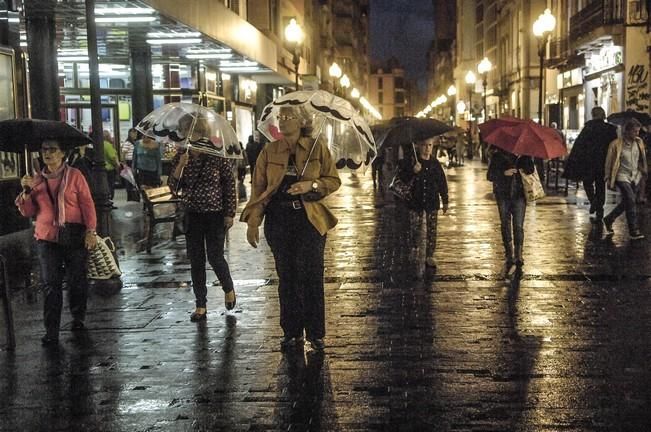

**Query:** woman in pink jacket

left=16, top=139, right=97, bottom=346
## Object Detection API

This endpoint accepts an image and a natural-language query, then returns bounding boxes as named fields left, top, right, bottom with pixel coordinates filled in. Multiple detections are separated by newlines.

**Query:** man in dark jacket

left=563, top=107, right=618, bottom=222
left=245, top=132, right=265, bottom=182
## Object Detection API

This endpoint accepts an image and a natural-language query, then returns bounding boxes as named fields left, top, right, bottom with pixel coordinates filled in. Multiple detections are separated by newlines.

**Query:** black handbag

left=57, top=223, right=86, bottom=248
left=389, top=172, right=415, bottom=202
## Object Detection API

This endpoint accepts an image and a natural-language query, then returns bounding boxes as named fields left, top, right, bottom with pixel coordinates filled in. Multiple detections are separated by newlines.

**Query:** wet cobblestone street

left=2, top=161, right=651, bottom=431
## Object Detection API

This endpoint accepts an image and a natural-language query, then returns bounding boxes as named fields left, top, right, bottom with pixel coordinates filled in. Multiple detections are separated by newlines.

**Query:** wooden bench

left=141, top=186, right=181, bottom=253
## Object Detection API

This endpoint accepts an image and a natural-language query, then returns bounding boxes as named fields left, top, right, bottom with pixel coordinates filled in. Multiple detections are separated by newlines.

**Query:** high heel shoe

left=224, top=290, right=236, bottom=310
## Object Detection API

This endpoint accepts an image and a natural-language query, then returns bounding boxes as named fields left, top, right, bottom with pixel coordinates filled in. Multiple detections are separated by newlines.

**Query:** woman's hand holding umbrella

left=20, top=175, right=34, bottom=193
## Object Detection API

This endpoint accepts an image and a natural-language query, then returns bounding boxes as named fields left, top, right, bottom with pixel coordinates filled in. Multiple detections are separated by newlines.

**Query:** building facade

left=369, top=58, right=407, bottom=119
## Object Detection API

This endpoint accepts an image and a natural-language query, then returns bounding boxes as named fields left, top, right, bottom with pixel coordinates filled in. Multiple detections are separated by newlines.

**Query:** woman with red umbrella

left=486, top=146, right=535, bottom=278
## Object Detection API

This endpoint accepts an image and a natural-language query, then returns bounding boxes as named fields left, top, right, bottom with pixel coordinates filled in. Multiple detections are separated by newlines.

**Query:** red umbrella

left=478, top=117, right=527, bottom=138
left=481, top=119, right=567, bottom=160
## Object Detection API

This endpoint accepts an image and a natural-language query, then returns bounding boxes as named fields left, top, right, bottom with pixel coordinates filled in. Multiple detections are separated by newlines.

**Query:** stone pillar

left=129, top=33, right=153, bottom=125
left=24, top=0, right=59, bottom=120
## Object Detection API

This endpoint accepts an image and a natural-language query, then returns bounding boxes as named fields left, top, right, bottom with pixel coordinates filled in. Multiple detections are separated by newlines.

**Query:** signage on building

left=624, top=26, right=650, bottom=112
left=557, top=68, right=582, bottom=89
left=586, top=46, right=623, bottom=76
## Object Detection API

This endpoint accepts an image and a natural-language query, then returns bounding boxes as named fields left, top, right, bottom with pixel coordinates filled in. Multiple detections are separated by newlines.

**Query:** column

left=129, top=32, right=153, bottom=125
left=24, top=0, right=59, bottom=120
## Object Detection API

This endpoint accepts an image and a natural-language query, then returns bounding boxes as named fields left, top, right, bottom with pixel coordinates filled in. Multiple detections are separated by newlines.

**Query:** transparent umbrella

left=136, top=102, right=243, bottom=159
left=257, top=90, right=376, bottom=172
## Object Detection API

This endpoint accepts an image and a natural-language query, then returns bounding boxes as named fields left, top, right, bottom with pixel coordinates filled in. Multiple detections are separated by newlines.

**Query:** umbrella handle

left=411, top=142, right=418, bottom=160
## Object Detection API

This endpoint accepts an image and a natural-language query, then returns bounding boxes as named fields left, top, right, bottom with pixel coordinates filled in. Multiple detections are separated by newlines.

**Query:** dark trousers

left=107, top=169, right=116, bottom=200
left=185, top=211, right=234, bottom=308
left=36, top=240, right=89, bottom=337
left=496, top=195, right=526, bottom=263
left=264, top=204, right=327, bottom=340
left=605, top=181, right=639, bottom=233
left=583, top=173, right=606, bottom=219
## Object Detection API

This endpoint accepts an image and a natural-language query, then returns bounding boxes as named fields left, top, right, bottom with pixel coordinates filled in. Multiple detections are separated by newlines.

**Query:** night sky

left=369, top=0, right=435, bottom=86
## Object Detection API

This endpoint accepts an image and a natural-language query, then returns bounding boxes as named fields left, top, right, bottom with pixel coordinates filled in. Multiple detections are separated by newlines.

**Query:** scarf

left=41, top=163, right=71, bottom=227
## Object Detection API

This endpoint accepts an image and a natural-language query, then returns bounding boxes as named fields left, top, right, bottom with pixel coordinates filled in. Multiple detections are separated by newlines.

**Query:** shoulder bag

left=519, top=167, right=546, bottom=203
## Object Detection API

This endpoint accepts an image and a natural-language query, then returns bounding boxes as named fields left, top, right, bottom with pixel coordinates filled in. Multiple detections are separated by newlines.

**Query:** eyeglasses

left=277, top=115, right=297, bottom=121
left=41, top=147, right=61, bottom=153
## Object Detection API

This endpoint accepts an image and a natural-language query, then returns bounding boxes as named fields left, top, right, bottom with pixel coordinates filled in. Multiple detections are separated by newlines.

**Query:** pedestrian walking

left=396, top=137, right=448, bottom=268
left=168, top=117, right=237, bottom=322
left=15, top=139, right=97, bottom=346
left=563, top=107, right=618, bottom=222
left=603, top=118, right=647, bottom=240
left=245, top=131, right=265, bottom=181
left=241, top=106, right=341, bottom=352
left=487, top=146, right=535, bottom=277
left=121, top=128, right=140, bottom=201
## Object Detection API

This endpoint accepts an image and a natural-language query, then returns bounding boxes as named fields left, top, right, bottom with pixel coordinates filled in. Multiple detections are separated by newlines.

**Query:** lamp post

left=447, top=84, right=457, bottom=124
left=340, top=74, right=350, bottom=96
left=329, top=62, right=342, bottom=94
left=465, top=71, right=476, bottom=160
left=533, top=8, right=556, bottom=124
left=284, top=18, right=304, bottom=90
left=477, top=57, right=492, bottom=122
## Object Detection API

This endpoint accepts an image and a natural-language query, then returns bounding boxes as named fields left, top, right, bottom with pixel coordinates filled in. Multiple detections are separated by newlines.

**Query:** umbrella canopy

left=374, top=117, right=454, bottom=155
left=477, top=117, right=526, bottom=138
left=0, top=119, right=93, bottom=153
left=136, top=103, right=243, bottom=159
left=607, top=110, right=651, bottom=126
left=257, top=90, right=376, bottom=172
left=480, top=119, right=567, bottom=160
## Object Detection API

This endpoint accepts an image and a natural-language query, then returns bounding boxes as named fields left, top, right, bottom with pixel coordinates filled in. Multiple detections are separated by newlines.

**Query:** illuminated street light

left=284, top=18, right=304, bottom=90
left=351, top=88, right=360, bottom=98
left=447, top=85, right=457, bottom=96
left=340, top=74, right=350, bottom=94
left=477, top=57, right=492, bottom=121
left=465, top=71, right=477, bottom=160
left=533, top=8, right=556, bottom=124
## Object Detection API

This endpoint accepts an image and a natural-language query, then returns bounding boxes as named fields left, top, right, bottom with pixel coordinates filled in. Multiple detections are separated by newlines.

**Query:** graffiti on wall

left=626, top=64, right=650, bottom=112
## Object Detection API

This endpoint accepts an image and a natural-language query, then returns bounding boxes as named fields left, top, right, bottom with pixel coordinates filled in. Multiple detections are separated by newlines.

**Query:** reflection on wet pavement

left=1, top=161, right=651, bottom=431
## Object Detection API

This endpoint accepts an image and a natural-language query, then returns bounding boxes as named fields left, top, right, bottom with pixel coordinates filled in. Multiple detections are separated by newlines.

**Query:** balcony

left=569, top=0, right=624, bottom=42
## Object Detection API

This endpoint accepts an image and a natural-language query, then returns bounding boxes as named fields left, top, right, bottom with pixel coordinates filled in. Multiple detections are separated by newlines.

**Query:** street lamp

left=447, top=85, right=457, bottom=125
left=465, top=71, right=476, bottom=160
left=350, top=88, right=360, bottom=99
left=329, top=62, right=342, bottom=94
left=533, top=8, right=556, bottom=124
left=284, top=18, right=304, bottom=90
left=340, top=74, right=350, bottom=96
left=477, top=57, right=492, bottom=122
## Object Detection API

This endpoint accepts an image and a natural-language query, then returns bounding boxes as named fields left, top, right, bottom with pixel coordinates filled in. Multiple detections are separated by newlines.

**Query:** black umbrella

left=0, top=118, right=93, bottom=177
left=375, top=117, right=453, bottom=150
left=607, top=110, right=651, bottom=126
left=0, top=119, right=93, bottom=153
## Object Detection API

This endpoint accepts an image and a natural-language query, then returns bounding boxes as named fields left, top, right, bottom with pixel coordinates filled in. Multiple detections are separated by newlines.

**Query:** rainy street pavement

left=2, top=160, right=651, bottom=431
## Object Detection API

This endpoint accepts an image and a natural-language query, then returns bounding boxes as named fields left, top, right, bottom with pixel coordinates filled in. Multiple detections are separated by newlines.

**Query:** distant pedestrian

left=487, top=146, right=535, bottom=277
left=103, top=130, right=119, bottom=205
left=371, top=146, right=386, bottom=191
left=121, top=128, right=140, bottom=201
left=396, top=137, right=448, bottom=269
left=15, top=139, right=97, bottom=346
left=241, top=106, right=341, bottom=352
left=168, top=117, right=237, bottom=322
left=563, top=107, right=618, bottom=222
left=245, top=131, right=265, bottom=181
left=603, top=118, right=647, bottom=240
left=133, top=135, right=162, bottom=188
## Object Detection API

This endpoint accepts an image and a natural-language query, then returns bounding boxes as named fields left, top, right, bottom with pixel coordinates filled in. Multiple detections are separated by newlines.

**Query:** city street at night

left=2, top=164, right=651, bottom=431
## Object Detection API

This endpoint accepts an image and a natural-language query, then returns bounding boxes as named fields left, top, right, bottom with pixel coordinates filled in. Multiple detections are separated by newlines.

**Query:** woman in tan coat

left=241, top=106, right=341, bottom=351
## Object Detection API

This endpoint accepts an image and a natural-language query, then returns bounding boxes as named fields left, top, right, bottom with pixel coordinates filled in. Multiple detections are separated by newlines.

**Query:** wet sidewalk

left=2, top=161, right=651, bottom=431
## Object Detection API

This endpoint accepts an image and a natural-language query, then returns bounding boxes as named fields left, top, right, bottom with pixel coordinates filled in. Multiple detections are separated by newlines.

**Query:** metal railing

left=569, top=0, right=625, bottom=40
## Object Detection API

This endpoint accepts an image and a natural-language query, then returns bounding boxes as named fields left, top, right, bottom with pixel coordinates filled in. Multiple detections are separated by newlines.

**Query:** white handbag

left=87, top=236, right=122, bottom=280
left=519, top=167, right=546, bottom=203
